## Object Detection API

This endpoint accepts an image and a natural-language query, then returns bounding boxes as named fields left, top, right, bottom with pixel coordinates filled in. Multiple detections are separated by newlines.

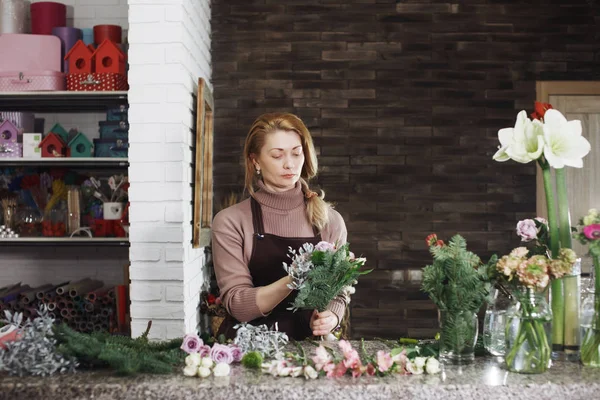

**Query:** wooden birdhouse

left=48, top=123, right=69, bottom=143
left=0, top=120, right=18, bottom=144
left=64, top=40, right=96, bottom=74
left=67, top=132, right=93, bottom=158
left=39, top=133, right=67, bottom=158
left=93, top=39, right=126, bottom=75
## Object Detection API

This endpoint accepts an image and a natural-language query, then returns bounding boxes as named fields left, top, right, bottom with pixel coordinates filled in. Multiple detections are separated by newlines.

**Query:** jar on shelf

left=16, top=207, right=43, bottom=237
left=42, top=208, right=67, bottom=237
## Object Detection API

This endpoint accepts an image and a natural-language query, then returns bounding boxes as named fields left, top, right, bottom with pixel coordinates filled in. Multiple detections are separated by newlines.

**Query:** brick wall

left=211, top=0, right=600, bottom=338
left=128, top=0, right=211, bottom=340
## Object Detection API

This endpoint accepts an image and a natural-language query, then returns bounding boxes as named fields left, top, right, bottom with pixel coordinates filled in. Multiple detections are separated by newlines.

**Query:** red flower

left=435, top=240, right=445, bottom=247
left=426, top=234, right=438, bottom=247
left=530, top=101, right=553, bottom=121
left=207, top=293, right=216, bottom=304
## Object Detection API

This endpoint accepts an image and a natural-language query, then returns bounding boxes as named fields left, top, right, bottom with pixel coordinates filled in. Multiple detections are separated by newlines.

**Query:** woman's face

left=252, top=129, right=305, bottom=192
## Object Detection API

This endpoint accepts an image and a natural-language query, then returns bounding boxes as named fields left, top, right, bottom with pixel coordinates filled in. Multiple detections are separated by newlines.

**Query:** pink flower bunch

left=180, top=333, right=243, bottom=364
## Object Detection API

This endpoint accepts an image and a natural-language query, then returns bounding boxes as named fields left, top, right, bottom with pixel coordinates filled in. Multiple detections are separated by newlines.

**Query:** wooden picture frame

left=193, top=77, right=214, bottom=248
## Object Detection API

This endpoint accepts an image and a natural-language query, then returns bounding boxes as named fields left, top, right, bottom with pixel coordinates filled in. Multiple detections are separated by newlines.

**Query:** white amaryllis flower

left=493, top=110, right=544, bottom=164
left=542, top=109, right=591, bottom=168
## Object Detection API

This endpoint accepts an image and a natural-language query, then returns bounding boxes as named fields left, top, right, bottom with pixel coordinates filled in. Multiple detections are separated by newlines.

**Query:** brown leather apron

left=217, top=197, right=320, bottom=340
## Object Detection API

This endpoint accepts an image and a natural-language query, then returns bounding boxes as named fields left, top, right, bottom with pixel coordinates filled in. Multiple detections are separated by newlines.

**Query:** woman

left=212, top=112, right=349, bottom=340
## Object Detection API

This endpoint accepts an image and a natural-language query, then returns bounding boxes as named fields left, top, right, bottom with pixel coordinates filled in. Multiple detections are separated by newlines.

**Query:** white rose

left=201, top=357, right=214, bottom=369
left=185, top=353, right=202, bottom=367
left=425, top=357, right=441, bottom=374
left=290, top=366, right=303, bottom=377
left=406, top=360, right=424, bottom=375
left=183, top=365, right=198, bottom=377
left=303, top=365, right=318, bottom=379
left=197, top=366, right=212, bottom=378
left=414, top=357, right=427, bottom=369
left=213, top=362, right=231, bottom=377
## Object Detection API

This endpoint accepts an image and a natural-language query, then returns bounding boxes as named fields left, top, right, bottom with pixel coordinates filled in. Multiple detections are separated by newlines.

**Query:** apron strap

left=250, top=197, right=265, bottom=235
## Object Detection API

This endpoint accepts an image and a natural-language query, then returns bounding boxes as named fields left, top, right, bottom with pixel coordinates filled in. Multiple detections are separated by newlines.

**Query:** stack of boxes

left=94, top=105, right=128, bottom=158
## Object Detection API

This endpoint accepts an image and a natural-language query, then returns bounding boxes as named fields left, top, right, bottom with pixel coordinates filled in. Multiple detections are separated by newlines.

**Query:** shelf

left=0, top=91, right=128, bottom=112
left=0, top=157, right=128, bottom=168
left=0, top=237, right=129, bottom=246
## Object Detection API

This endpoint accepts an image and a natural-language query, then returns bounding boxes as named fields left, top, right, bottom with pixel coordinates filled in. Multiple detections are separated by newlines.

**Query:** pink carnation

left=376, top=350, right=393, bottom=373
left=312, top=345, right=332, bottom=371
left=517, top=255, right=550, bottom=289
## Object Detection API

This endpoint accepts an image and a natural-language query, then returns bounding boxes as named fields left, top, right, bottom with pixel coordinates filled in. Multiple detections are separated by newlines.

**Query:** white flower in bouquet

left=183, top=365, right=198, bottom=377
left=185, top=353, right=202, bottom=367
left=200, top=356, right=214, bottom=369
left=425, top=357, right=441, bottom=374
left=542, top=109, right=591, bottom=168
left=303, top=365, right=318, bottom=379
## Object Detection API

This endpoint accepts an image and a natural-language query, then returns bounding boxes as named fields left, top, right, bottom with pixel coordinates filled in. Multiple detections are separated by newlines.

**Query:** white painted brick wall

left=0, top=2, right=130, bottom=295
left=128, top=0, right=211, bottom=340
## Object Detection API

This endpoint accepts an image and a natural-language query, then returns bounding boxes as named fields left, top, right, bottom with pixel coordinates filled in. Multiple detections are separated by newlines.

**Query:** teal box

left=99, top=121, right=129, bottom=136
left=106, top=105, right=129, bottom=122
left=93, top=139, right=128, bottom=158
left=100, top=130, right=128, bottom=141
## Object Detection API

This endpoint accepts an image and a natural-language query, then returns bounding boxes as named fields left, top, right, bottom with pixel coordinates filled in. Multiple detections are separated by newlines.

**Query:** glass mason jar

left=505, top=288, right=552, bottom=373
left=581, top=255, right=600, bottom=367
left=483, top=287, right=514, bottom=357
left=438, top=310, right=478, bottom=364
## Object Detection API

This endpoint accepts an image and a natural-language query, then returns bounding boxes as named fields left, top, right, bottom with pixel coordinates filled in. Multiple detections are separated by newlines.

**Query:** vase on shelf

left=505, top=287, right=552, bottom=374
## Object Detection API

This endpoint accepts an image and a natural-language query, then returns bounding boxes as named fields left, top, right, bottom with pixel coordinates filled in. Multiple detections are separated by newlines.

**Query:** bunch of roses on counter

left=180, top=333, right=243, bottom=378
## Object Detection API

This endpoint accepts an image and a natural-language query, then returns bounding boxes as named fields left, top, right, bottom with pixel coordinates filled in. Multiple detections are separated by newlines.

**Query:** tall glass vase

left=483, top=287, right=513, bottom=357
left=505, top=288, right=552, bottom=373
left=438, top=310, right=478, bottom=364
left=581, top=255, right=600, bottom=367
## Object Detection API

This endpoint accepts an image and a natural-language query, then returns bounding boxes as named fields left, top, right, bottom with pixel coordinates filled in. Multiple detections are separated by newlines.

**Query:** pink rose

left=376, top=350, right=393, bottom=373
left=180, top=333, right=203, bottom=354
left=583, top=224, right=600, bottom=240
left=210, top=343, right=234, bottom=364
left=516, top=219, right=537, bottom=242
left=229, top=344, right=243, bottom=362
left=198, top=344, right=211, bottom=358
left=315, top=241, right=336, bottom=252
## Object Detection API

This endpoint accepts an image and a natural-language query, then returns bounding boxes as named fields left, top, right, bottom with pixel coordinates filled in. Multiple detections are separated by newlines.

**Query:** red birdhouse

left=64, top=40, right=96, bottom=74
left=93, top=39, right=126, bottom=75
left=39, top=133, right=67, bottom=158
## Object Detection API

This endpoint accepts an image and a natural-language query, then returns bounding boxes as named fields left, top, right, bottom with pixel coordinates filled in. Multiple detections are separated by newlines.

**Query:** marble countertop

left=1, top=341, right=600, bottom=400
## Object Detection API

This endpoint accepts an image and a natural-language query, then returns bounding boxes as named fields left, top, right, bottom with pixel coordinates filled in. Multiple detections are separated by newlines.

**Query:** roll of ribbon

left=30, top=1, right=66, bottom=35
left=0, top=0, right=28, bottom=34
left=52, top=26, right=82, bottom=73
left=81, top=28, right=94, bottom=46
left=93, top=24, right=122, bottom=44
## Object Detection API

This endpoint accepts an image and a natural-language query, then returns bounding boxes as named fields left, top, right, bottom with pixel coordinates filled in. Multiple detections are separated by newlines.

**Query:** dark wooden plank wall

left=211, top=0, right=600, bottom=339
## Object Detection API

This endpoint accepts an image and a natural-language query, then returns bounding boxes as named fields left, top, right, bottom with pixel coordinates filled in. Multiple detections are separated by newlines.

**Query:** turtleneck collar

left=253, top=179, right=305, bottom=211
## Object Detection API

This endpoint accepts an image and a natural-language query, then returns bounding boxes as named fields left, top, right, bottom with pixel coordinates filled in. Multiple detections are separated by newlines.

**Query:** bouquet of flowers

left=282, top=241, right=370, bottom=313
left=180, top=332, right=243, bottom=378
left=493, top=101, right=591, bottom=357
left=574, top=208, right=600, bottom=366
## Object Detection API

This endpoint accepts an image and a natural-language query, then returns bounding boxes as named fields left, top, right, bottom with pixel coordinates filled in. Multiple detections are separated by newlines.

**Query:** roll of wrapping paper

left=93, top=24, right=122, bottom=44
left=81, top=28, right=93, bottom=45
left=0, top=0, right=28, bottom=34
left=115, top=285, right=127, bottom=332
left=51, top=27, right=82, bottom=73
left=67, top=187, right=81, bottom=235
left=36, top=281, right=69, bottom=300
left=68, top=279, right=102, bottom=298
left=18, top=284, right=52, bottom=305
left=30, top=1, right=66, bottom=35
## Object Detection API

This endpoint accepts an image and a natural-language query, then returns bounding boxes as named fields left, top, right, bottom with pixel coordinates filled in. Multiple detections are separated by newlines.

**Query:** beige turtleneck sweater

left=211, top=180, right=348, bottom=324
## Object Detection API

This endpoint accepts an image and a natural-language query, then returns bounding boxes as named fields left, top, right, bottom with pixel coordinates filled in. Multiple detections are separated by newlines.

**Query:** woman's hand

left=310, top=310, right=339, bottom=336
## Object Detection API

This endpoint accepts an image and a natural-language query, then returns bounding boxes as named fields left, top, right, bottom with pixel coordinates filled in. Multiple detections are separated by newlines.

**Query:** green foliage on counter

left=54, top=321, right=186, bottom=376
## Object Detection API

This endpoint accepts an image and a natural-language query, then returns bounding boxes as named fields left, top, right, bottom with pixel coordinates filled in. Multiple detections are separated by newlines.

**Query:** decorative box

left=93, top=138, right=128, bottom=158
left=0, top=71, right=65, bottom=92
left=22, top=133, right=42, bottom=158
left=0, top=142, right=22, bottom=158
left=99, top=120, right=128, bottom=135
left=107, top=105, right=128, bottom=121
left=66, top=72, right=127, bottom=91
left=100, top=130, right=128, bottom=141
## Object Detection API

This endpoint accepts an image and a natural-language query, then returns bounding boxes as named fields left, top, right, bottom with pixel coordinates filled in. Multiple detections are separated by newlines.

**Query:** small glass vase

left=438, top=310, right=478, bottom=364
left=581, top=255, right=600, bottom=367
left=483, top=287, right=514, bottom=357
left=505, top=287, right=552, bottom=373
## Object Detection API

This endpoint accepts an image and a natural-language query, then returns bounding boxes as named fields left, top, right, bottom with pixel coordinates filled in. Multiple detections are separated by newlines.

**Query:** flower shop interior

left=1, top=0, right=600, bottom=397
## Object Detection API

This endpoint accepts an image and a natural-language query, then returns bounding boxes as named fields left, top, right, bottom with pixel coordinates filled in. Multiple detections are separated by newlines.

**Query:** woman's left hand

left=310, top=310, right=339, bottom=336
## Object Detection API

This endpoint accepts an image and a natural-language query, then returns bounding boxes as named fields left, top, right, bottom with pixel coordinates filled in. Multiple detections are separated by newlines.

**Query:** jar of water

left=483, top=287, right=514, bottom=356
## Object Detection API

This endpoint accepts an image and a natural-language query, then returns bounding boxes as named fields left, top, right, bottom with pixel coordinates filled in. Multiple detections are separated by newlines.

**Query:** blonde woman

left=212, top=113, right=349, bottom=340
